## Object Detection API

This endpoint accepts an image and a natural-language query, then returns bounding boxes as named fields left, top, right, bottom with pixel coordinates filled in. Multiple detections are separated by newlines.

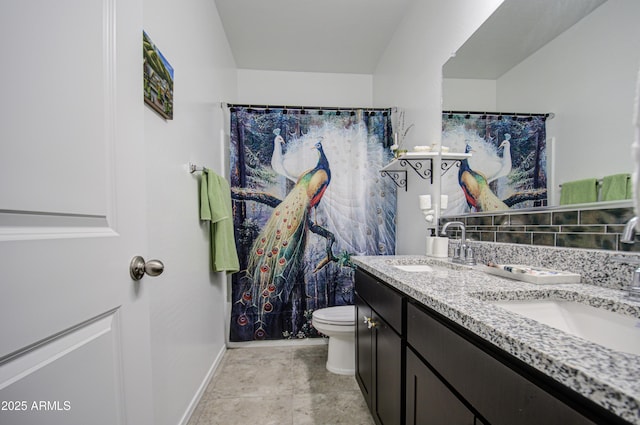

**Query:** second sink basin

left=491, top=299, right=640, bottom=356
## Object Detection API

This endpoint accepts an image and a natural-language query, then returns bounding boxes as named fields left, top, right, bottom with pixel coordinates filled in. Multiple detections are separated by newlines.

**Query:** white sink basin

left=393, top=264, right=434, bottom=272
left=491, top=299, right=640, bottom=355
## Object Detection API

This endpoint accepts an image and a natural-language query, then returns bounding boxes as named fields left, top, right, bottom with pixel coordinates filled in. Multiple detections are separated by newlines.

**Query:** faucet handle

left=633, top=267, right=640, bottom=286
left=623, top=267, right=640, bottom=300
left=453, top=242, right=462, bottom=259
left=465, top=246, right=477, bottom=265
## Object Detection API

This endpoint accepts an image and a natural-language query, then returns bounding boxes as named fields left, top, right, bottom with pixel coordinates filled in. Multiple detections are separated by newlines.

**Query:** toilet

left=312, top=305, right=356, bottom=375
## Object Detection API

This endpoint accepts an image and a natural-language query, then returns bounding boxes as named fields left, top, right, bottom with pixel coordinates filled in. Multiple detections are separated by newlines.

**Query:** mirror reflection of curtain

left=441, top=113, right=548, bottom=214
left=228, top=107, right=396, bottom=341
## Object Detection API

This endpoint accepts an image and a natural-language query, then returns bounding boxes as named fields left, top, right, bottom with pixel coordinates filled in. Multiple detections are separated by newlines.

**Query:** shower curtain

left=228, top=106, right=397, bottom=341
left=441, top=113, right=548, bottom=214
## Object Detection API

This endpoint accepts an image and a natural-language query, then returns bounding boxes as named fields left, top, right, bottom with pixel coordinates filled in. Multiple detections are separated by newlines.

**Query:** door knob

left=130, top=256, right=165, bottom=281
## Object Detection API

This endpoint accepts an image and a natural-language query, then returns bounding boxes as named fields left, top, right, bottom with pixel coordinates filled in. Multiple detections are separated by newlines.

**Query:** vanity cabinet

left=355, top=268, right=626, bottom=425
left=407, top=301, right=599, bottom=425
left=355, top=269, right=404, bottom=425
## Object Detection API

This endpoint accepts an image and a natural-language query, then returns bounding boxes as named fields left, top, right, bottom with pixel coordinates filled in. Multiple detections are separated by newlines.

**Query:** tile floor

left=187, top=343, right=375, bottom=425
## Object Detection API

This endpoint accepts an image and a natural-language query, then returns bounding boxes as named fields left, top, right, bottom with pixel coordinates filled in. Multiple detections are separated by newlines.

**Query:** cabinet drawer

left=407, top=302, right=597, bottom=425
left=355, top=269, right=403, bottom=334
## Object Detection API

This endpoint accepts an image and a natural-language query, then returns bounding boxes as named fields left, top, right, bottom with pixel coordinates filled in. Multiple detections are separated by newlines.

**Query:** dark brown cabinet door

left=356, top=294, right=373, bottom=410
left=373, top=311, right=402, bottom=425
left=406, top=348, right=475, bottom=425
left=355, top=269, right=404, bottom=425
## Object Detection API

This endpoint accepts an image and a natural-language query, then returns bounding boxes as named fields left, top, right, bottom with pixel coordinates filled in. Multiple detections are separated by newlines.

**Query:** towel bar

left=559, top=175, right=629, bottom=188
left=559, top=179, right=602, bottom=188
left=189, top=162, right=205, bottom=173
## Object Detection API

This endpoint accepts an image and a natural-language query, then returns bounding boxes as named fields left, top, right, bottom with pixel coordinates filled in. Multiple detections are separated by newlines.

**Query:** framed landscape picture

left=143, top=31, right=174, bottom=120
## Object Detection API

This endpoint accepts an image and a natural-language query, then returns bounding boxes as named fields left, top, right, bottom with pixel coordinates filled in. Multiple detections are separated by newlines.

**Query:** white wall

left=497, top=0, right=640, bottom=205
left=143, top=0, right=237, bottom=424
left=373, top=0, right=504, bottom=255
left=236, top=69, right=373, bottom=106
left=442, top=79, right=497, bottom=111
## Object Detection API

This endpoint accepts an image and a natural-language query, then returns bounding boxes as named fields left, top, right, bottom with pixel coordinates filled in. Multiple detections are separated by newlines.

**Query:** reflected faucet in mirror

left=621, top=216, right=639, bottom=244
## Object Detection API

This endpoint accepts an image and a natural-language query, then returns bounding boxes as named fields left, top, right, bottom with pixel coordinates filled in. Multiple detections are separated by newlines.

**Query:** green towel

left=600, top=173, right=631, bottom=201
left=200, top=168, right=240, bottom=273
left=559, top=178, right=598, bottom=205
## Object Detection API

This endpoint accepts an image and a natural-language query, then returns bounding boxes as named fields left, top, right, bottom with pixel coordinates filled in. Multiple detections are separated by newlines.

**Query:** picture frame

left=143, top=31, right=174, bottom=120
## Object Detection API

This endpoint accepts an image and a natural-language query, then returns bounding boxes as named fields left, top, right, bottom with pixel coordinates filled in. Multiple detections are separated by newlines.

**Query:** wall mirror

left=441, top=0, right=640, bottom=216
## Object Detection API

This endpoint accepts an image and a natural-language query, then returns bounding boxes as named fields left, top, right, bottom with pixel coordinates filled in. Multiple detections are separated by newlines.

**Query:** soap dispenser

left=425, top=228, right=435, bottom=256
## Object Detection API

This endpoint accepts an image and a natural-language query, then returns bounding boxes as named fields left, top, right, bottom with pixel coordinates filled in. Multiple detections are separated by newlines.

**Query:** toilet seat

left=312, top=305, right=355, bottom=326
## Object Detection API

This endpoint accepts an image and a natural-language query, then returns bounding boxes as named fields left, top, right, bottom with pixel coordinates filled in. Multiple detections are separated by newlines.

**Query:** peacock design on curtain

left=229, top=107, right=396, bottom=341
left=244, top=140, right=331, bottom=339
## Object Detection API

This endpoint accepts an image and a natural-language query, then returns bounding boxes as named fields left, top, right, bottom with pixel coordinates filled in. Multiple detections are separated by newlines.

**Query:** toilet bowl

left=312, top=305, right=356, bottom=375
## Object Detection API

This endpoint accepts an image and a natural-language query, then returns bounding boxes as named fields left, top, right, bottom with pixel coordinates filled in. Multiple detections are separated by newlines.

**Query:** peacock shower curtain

left=441, top=113, right=548, bottom=214
left=228, top=106, right=396, bottom=342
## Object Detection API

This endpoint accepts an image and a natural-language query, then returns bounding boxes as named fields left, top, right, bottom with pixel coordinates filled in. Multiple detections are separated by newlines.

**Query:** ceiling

left=214, top=0, right=413, bottom=74
left=443, top=0, right=607, bottom=79
left=214, top=0, right=606, bottom=78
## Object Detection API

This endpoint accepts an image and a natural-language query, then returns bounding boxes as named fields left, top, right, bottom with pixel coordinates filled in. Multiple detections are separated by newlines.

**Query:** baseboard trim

left=178, top=344, right=226, bottom=425
left=226, top=338, right=328, bottom=349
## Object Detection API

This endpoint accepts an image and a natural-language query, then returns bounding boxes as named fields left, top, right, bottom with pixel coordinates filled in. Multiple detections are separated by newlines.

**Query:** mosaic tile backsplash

left=441, top=205, right=639, bottom=252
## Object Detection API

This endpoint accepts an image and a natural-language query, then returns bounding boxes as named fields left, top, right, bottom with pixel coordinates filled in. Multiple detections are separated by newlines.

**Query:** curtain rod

left=224, top=102, right=396, bottom=113
left=443, top=110, right=554, bottom=120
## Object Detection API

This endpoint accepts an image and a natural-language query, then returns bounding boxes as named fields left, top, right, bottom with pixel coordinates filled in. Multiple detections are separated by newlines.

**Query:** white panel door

left=0, top=1, right=153, bottom=424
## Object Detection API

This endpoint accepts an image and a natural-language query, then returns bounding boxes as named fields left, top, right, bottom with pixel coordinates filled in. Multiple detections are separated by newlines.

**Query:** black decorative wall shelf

left=380, top=152, right=470, bottom=191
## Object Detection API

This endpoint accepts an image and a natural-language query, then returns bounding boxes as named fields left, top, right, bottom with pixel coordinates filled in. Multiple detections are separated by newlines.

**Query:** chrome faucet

left=629, top=269, right=640, bottom=300
left=611, top=254, right=640, bottom=299
left=621, top=216, right=639, bottom=244
left=440, top=221, right=476, bottom=265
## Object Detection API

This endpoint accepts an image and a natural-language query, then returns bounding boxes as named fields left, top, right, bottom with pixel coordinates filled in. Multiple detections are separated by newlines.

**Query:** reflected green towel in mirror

left=601, top=173, right=631, bottom=201
left=559, top=178, right=598, bottom=205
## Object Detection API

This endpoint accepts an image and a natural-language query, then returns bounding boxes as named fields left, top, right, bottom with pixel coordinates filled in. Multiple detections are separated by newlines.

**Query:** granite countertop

left=352, top=254, right=640, bottom=424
